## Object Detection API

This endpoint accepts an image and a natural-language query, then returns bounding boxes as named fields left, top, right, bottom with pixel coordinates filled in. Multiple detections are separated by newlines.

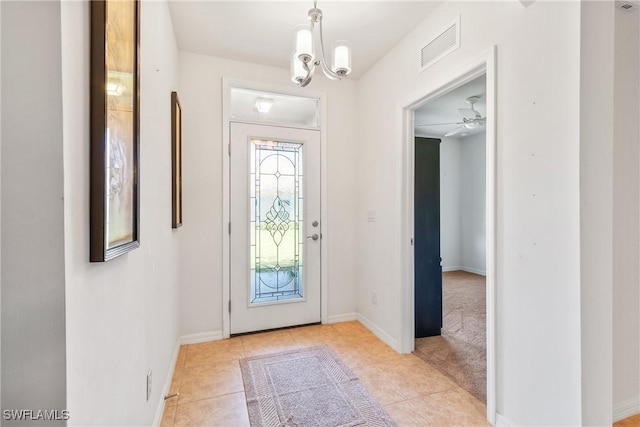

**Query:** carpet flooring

left=240, top=346, right=397, bottom=427
left=413, top=271, right=486, bottom=403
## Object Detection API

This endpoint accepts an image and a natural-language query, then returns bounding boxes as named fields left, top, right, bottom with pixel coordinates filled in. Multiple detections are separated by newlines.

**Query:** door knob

left=306, top=233, right=319, bottom=241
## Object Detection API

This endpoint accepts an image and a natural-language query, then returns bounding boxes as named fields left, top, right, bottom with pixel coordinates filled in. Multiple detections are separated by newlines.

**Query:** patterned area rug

left=240, top=346, right=397, bottom=427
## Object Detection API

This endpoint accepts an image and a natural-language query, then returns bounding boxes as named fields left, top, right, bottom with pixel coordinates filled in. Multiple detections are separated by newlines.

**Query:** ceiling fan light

left=464, top=122, right=479, bottom=129
left=332, top=40, right=351, bottom=76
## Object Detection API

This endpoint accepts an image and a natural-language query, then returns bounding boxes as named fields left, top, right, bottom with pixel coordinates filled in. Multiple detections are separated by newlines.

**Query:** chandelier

left=290, top=1, right=352, bottom=87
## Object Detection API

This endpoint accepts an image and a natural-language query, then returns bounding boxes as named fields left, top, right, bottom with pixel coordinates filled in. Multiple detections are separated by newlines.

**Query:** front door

left=230, top=122, right=321, bottom=334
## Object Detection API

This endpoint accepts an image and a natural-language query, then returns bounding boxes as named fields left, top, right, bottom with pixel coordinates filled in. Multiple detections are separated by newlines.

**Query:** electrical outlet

left=147, top=369, right=152, bottom=401
left=371, top=290, right=377, bottom=305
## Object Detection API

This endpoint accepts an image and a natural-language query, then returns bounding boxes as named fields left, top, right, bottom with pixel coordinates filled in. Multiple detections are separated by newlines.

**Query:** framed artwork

left=171, top=91, right=182, bottom=228
left=90, top=0, right=140, bottom=262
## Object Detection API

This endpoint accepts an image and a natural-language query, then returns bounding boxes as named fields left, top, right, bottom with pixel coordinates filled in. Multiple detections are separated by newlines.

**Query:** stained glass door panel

left=250, top=140, right=304, bottom=304
left=230, top=123, right=321, bottom=334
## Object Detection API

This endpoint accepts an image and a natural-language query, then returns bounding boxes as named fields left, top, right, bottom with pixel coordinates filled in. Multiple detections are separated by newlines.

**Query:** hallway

left=161, top=322, right=489, bottom=426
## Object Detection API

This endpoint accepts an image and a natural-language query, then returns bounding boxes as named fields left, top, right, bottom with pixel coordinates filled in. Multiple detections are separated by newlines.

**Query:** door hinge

left=228, top=144, right=231, bottom=156
left=410, top=238, right=414, bottom=246
left=228, top=300, right=231, bottom=313
left=228, top=222, right=231, bottom=234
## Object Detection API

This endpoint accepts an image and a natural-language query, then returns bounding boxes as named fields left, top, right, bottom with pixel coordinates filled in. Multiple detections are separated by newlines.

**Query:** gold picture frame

left=90, top=0, right=140, bottom=262
left=171, top=91, right=182, bottom=228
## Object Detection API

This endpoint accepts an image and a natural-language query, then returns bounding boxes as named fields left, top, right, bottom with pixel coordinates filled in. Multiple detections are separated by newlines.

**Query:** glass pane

left=231, top=87, right=319, bottom=128
left=105, top=0, right=136, bottom=249
left=250, top=139, right=304, bottom=304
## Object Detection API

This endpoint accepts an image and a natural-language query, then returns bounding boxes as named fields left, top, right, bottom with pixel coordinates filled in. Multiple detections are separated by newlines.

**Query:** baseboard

left=152, top=339, right=181, bottom=427
left=495, top=412, right=515, bottom=426
left=460, top=266, right=486, bottom=276
left=179, top=330, right=223, bottom=345
left=325, top=312, right=358, bottom=324
left=442, top=266, right=487, bottom=276
left=613, top=395, right=640, bottom=422
left=356, top=313, right=398, bottom=350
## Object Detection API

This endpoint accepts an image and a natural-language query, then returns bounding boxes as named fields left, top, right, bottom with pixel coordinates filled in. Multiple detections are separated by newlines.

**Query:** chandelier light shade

left=291, top=1, right=352, bottom=87
left=294, top=25, right=314, bottom=62
left=331, top=40, right=351, bottom=76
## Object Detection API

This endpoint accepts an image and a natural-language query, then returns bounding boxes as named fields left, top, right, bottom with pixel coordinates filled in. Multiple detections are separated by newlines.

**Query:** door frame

left=398, top=46, right=497, bottom=423
left=222, top=78, right=328, bottom=338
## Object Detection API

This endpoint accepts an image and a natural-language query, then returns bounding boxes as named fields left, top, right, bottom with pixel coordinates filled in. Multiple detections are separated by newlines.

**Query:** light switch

left=366, top=209, right=376, bottom=222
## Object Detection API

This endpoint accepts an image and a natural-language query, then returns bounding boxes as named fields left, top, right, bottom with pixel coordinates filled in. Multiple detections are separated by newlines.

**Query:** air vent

left=616, top=1, right=637, bottom=11
left=419, top=16, right=460, bottom=72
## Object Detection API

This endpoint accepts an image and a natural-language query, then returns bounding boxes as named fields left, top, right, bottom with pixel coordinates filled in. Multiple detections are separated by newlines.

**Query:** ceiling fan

left=417, top=95, right=486, bottom=137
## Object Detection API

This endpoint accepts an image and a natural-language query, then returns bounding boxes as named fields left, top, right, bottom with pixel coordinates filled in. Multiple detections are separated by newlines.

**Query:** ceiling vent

left=419, top=16, right=460, bottom=72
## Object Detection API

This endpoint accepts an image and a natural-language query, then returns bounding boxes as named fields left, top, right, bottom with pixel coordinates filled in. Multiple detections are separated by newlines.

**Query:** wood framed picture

left=90, top=0, right=141, bottom=262
left=171, top=91, right=183, bottom=228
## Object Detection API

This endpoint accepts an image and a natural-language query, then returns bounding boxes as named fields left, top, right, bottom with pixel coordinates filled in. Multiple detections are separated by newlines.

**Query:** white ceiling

left=168, top=1, right=486, bottom=133
left=168, top=1, right=442, bottom=79
left=414, top=75, right=487, bottom=138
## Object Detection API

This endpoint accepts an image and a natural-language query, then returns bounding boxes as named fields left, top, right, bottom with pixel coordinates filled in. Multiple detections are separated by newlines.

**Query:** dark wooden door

left=414, top=137, right=442, bottom=338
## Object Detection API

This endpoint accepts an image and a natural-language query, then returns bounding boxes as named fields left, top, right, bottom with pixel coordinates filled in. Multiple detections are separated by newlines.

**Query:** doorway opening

left=399, top=48, right=496, bottom=423
left=413, top=74, right=488, bottom=403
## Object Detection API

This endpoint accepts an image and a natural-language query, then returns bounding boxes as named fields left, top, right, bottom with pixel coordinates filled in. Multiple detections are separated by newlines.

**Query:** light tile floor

left=161, top=321, right=489, bottom=426
left=614, top=414, right=640, bottom=427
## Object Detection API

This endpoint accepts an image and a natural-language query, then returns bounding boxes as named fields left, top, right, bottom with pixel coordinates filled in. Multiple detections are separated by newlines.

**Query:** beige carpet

left=240, top=346, right=397, bottom=427
left=414, top=270, right=486, bottom=403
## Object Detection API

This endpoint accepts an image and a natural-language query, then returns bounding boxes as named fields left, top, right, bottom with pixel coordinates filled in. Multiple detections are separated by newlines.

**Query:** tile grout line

left=357, top=361, right=461, bottom=407
left=176, top=386, right=247, bottom=408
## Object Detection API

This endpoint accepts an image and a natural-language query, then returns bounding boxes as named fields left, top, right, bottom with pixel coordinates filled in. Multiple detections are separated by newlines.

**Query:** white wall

left=1, top=0, right=4, bottom=411
left=433, top=133, right=486, bottom=275
left=61, top=1, right=180, bottom=425
left=178, top=53, right=359, bottom=337
left=1, top=1, right=67, bottom=421
left=439, top=137, right=462, bottom=270
left=613, top=4, right=640, bottom=418
left=460, top=132, right=486, bottom=275
left=580, top=2, right=615, bottom=425
left=356, top=1, right=583, bottom=425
